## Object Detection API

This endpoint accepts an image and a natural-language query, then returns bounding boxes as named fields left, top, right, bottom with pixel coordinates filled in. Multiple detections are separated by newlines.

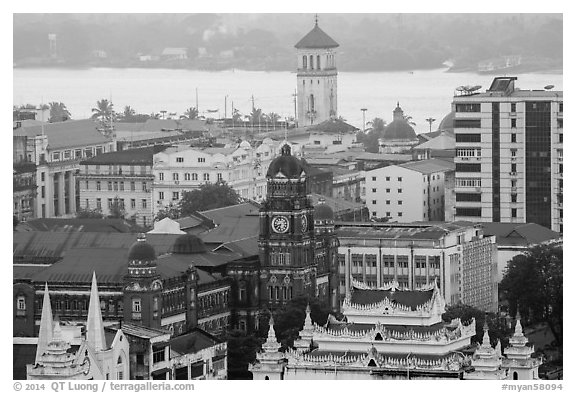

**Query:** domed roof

left=128, top=234, right=156, bottom=262
left=239, top=140, right=251, bottom=149
left=266, top=144, right=306, bottom=179
left=314, top=198, right=334, bottom=220
left=172, top=234, right=207, bottom=254
left=437, top=111, right=455, bottom=134
left=382, top=103, right=418, bottom=141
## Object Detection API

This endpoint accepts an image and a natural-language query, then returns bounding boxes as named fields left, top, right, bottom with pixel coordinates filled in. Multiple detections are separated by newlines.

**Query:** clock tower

left=259, top=144, right=316, bottom=308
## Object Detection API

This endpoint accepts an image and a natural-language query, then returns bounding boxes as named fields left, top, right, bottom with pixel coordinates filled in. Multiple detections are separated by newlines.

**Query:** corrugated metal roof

left=398, top=158, right=455, bottom=174
left=14, top=119, right=110, bottom=150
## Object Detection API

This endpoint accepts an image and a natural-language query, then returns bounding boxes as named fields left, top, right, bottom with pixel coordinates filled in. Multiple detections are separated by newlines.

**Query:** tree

left=442, top=304, right=512, bottom=347
left=403, top=114, right=416, bottom=127
left=358, top=117, right=387, bottom=153
left=224, top=329, right=263, bottom=380
left=183, top=107, right=199, bottom=120
left=76, top=208, right=104, bottom=219
left=500, top=244, right=563, bottom=345
left=154, top=203, right=181, bottom=222
left=122, top=105, right=136, bottom=120
left=107, top=198, right=125, bottom=219
left=249, top=107, right=264, bottom=124
left=48, top=102, right=71, bottom=122
left=178, top=182, right=240, bottom=216
left=91, top=99, right=114, bottom=122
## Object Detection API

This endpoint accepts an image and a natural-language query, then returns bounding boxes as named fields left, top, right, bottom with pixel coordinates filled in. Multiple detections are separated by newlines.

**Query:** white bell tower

left=295, top=16, right=339, bottom=126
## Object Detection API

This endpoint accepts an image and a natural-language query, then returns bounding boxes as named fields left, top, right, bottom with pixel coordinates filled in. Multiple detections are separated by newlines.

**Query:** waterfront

left=13, top=67, right=562, bottom=131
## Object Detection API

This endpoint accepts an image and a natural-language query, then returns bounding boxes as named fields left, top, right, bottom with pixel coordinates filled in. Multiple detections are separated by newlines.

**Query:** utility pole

left=195, top=88, right=199, bottom=114
left=425, top=117, right=436, bottom=133
left=251, top=95, right=255, bottom=112
left=231, top=100, right=234, bottom=129
left=292, top=90, right=298, bottom=127
left=361, top=108, right=367, bottom=132
left=224, top=95, right=228, bottom=119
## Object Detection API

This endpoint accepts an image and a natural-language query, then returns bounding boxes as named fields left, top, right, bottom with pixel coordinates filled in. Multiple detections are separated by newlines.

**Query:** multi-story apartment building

left=365, top=159, right=455, bottom=222
left=14, top=119, right=115, bottom=218
left=78, top=146, right=167, bottom=227
left=152, top=139, right=301, bottom=212
left=336, top=221, right=498, bottom=312
left=452, top=77, right=563, bottom=232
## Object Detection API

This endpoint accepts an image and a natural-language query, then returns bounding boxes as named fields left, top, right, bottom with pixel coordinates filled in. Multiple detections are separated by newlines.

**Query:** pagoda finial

left=481, top=318, right=491, bottom=348
left=36, top=283, right=54, bottom=364
left=303, top=303, right=313, bottom=330
left=315, top=14, right=319, bottom=26
left=514, top=312, right=523, bottom=335
left=86, top=271, right=107, bottom=352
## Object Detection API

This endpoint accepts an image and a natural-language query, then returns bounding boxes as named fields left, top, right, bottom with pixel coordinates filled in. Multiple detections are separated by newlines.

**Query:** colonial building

left=14, top=119, right=115, bottom=218
left=78, top=146, right=168, bottom=227
left=378, top=103, right=419, bottom=154
left=365, top=158, right=455, bottom=222
left=336, top=221, right=498, bottom=312
left=26, top=276, right=130, bottom=380
left=295, top=18, right=339, bottom=126
left=452, top=77, right=563, bottom=233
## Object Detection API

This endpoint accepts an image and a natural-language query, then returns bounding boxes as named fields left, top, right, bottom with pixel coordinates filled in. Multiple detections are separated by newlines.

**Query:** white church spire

left=86, top=272, right=107, bottom=351
left=36, top=283, right=54, bottom=364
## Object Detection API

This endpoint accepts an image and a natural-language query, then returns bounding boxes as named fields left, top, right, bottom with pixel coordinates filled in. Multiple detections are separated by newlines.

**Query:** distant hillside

left=13, top=13, right=563, bottom=73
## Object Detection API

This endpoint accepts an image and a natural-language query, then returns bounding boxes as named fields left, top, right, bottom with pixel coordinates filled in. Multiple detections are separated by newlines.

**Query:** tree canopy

left=91, top=99, right=114, bottom=122
left=442, top=304, right=512, bottom=347
left=48, top=102, right=71, bottom=123
left=357, top=117, right=387, bottom=153
left=500, top=244, right=563, bottom=345
left=178, top=182, right=240, bottom=216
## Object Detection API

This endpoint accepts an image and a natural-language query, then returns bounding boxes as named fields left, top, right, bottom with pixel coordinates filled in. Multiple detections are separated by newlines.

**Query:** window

left=217, top=173, right=223, bottom=181
left=386, top=200, right=390, bottom=205
left=398, top=212, right=403, bottom=217
left=456, top=207, right=482, bottom=217
left=398, top=177, right=402, bottom=182
left=372, top=200, right=377, bottom=205
left=132, top=298, right=141, bottom=312
left=386, top=188, right=390, bottom=193
left=454, top=119, right=481, bottom=128
left=108, top=182, right=113, bottom=191
left=52, top=152, right=60, bottom=161
left=41, top=172, right=45, bottom=182
left=184, top=173, right=190, bottom=181
left=108, top=198, right=113, bottom=208
left=17, top=296, right=26, bottom=311
left=455, top=103, right=481, bottom=112
left=455, top=134, right=481, bottom=143
left=173, top=173, right=179, bottom=181
left=130, top=181, right=135, bottom=191
left=113, top=181, right=118, bottom=191
left=120, top=182, right=124, bottom=191
left=142, top=199, right=147, bottom=209
left=198, top=157, right=205, bottom=163
left=511, top=164, right=517, bottom=173
left=303, top=55, right=307, bottom=68
left=398, top=189, right=403, bottom=193
left=372, top=188, right=377, bottom=193
left=96, top=181, right=101, bottom=191
left=203, top=173, right=210, bottom=181
left=172, top=192, right=179, bottom=200
left=372, top=176, right=376, bottom=181
left=176, top=157, right=184, bottom=163
left=386, top=212, right=391, bottom=217
left=512, top=208, right=517, bottom=218
left=511, top=118, right=517, bottom=128
left=456, top=163, right=481, bottom=172
left=511, top=179, right=517, bottom=188
left=84, top=148, right=93, bottom=158
left=152, top=347, right=165, bottom=363
left=511, top=133, right=517, bottom=143
left=159, top=173, right=164, bottom=181
left=511, top=194, right=517, bottom=203
left=96, top=198, right=102, bottom=210
left=385, top=176, right=390, bottom=181
left=456, top=193, right=482, bottom=202
left=398, top=200, right=403, bottom=205
left=192, top=173, right=198, bottom=181
left=511, top=103, right=516, bottom=112
left=142, top=182, right=148, bottom=191
left=159, top=191, right=164, bottom=200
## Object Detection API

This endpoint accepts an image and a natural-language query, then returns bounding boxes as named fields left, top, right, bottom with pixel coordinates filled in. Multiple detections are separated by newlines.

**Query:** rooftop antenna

left=41, top=96, right=45, bottom=136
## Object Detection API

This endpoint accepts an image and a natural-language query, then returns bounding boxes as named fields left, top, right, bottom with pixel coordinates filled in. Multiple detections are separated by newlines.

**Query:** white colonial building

left=365, top=159, right=455, bottom=222
left=152, top=139, right=302, bottom=213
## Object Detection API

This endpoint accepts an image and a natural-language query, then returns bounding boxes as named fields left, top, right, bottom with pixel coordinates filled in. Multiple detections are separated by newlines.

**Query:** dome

left=172, top=234, right=207, bottom=254
left=128, top=234, right=157, bottom=262
left=382, top=103, right=417, bottom=141
left=266, top=144, right=306, bottom=179
left=314, top=198, right=334, bottom=220
left=239, top=140, right=251, bottom=149
left=437, top=111, right=455, bottom=134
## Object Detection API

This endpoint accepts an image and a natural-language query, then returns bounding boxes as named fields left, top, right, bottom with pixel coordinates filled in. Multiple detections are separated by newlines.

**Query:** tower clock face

left=272, top=216, right=289, bottom=233
left=301, top=214, right=308, bottom=232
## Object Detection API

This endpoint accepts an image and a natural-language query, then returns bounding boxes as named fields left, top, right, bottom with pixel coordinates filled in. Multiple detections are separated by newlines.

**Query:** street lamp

left=425, top=117, right=436, bottom=133
left=361, top=108, right=368, bottom=132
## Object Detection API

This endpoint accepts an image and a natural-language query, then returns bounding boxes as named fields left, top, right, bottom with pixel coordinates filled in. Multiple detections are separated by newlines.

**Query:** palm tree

left=183, top=107, right=199, bottom=120
left=403, top=114, right=416, bottom=127
left=91, top=99, right=114, bottom=122
left=250, top=107, right=263, bottom=123
left=123, top=105, right=136, bottom=119
left=48, top=102, right=71, bottom=123
left=367, top=117, right=386, bottom=131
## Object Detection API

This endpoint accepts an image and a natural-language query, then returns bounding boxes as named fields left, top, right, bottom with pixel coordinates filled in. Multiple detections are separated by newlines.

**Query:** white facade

left=365, top=161, right=450, bottom=222
left=453, top=78, right=563, bottom=233
left=337, top=222, right=498, bottom=312
left=152, top=140, right=301, bottom=213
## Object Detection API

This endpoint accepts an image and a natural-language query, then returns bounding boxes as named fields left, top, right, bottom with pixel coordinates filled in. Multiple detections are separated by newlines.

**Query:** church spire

left=86, top=271, right=107, bottom=351
left=36, top=283, right=54, bottom=364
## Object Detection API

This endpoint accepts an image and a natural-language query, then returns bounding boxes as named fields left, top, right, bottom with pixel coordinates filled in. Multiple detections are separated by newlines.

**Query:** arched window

left=265, top=376, right=270, bottom=380
left=317, top=55, right=321, bottom=69
left=302, top=56, right=307, bottom=69
left=513, top=372, right=518, bottom=380
left=310, top=95, right=315, bottom=112
left=309, top=55, right=314, bottom=69
left=375, top=333, right=383, bottom=341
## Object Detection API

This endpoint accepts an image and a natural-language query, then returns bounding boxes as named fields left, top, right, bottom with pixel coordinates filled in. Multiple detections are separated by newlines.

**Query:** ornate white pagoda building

left=26, top=274, right=130, bottom=380
left=252, top=280, right=477, bottom=380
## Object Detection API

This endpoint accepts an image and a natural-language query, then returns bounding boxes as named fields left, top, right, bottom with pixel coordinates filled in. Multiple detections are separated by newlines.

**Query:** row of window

left=87, top=181, right=148, bottom=192
left=51, top=146, right=106, bottom=162
left=87, top=197, right=148, bottom=210
left=158, top=172, right=220, bottom=182
left=268, top=285, right=293, bottom=301
left=86, top=164, right=148, bottom=176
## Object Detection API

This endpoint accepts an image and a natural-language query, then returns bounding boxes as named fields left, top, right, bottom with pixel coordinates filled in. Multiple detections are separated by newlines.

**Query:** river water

left=13, top=67, right=562, bottom=132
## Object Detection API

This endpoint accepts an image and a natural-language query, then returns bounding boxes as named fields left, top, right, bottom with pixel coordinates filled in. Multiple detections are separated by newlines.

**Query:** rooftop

left=308, top=118, right=358, bottom=134
left=356, top=152, right=413, bottom=162
left=350, top=288, right=434, bottom=310
left=481, top=222, right=561, bottom=247
left=170, top=328, right=222, bottom=356
left=18, top=218, right=141, bottom=233
left=13, top=119, right=110, bottom=150
left=336, top=221, right=478, bottom=241
left=112, top=323, right=170, bottom=340
left=80, top=145, right=168, bottom=166
left=398, top=158, right=455, bottom=174
left=198, top=203, right=261, bottom=244
left=295, top=23, right=339, bottom=49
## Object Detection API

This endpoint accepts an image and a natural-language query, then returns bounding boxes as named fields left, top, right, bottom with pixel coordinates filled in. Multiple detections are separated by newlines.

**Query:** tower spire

left=36, top=283, right=54, bottom=363
left=314, top=14, right=319, bottom=26
left=481, top=319, right=491, bottom=348
left=86, top=271, right=107, bottom=351
left=262, top=315, right=281, bottom=353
